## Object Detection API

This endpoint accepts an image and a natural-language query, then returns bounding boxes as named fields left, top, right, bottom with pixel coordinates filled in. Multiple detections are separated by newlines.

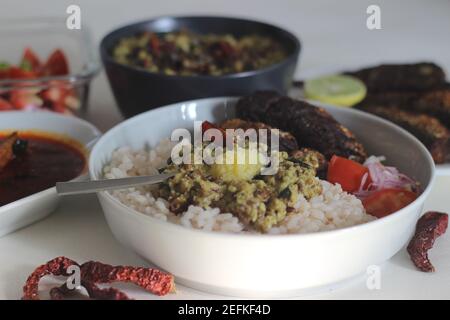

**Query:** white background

left=0, top=0, right=449, bottom=299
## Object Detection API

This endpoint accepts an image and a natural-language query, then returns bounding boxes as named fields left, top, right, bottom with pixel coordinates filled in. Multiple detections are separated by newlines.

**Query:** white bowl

left=0, top=111, right=101, bottom=237
left=89, top=97, right=435, bottom=297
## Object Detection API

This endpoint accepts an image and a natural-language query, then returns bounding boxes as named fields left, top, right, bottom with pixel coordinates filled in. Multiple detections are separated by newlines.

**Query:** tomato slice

left=327, top=155, right=370, bottom=193
left=362, top=188, right=418, bottom=218
left=21, top=47, right=42, bottom=72
left=42, top=49, right=69, bottom=76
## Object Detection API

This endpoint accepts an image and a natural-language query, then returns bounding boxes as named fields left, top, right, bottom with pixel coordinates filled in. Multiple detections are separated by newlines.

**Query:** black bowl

left=100, top=16, right=301, bottom=118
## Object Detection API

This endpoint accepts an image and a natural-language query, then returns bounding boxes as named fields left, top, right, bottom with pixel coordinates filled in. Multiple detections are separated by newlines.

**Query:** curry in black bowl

left=112, top=29, right=287, bottom=76
left=101, top=16, right=301, bottom=117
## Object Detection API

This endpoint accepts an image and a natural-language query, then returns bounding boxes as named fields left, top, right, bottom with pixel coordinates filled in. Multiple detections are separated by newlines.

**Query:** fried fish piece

left=413, top=89, right=450, bottom=129
left=358, top=104, right=450, bottom=163
left=346, top=62, right=446, bottom=93
left=234, top=90, right=282, bottom=123
left=360, top=92, right=419, bottom=107
left=0, top=132, right=18, bottom=171
left=359, top=88, right=450, bottom=129
left=219, top=118, right=299, bottom=152
left=236, top=91, right=367, bottom=163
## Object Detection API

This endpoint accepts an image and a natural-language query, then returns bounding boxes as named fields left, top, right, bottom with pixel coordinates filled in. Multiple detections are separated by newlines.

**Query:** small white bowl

left=89, top=97, right=435, bottom=297
left=0, top=112, right=101, bottom=237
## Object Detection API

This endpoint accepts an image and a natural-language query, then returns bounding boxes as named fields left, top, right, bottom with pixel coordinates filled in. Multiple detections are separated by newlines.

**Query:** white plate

left=436, top=164, right=450, bottom=175
left=0, top=112, right=101, bottom=237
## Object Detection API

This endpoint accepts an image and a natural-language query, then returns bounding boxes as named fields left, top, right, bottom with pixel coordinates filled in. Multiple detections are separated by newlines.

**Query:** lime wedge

left=304, top=75, right=367, bottom=107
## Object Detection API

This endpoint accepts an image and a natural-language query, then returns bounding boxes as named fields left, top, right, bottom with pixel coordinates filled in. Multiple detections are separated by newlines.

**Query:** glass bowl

left=0, top=17, right=100, bottom=117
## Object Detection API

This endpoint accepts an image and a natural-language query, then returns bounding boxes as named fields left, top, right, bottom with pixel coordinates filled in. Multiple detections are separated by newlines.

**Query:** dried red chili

left=407, top=211, right=448, bottom=272
left=22, top=256, right=79, bottom=300
left=50, top=282, right=131, bottom=300
left=49, top=283, right=74, bottom=300
left=80, top=260, right=175, bottom=296
left=82, top=281, right=131, bottom=300
left=22, top=256, right=175, bottom=300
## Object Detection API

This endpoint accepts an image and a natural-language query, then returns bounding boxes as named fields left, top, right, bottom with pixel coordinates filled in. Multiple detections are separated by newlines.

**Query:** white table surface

left=1, top=0, right=450, bottom=299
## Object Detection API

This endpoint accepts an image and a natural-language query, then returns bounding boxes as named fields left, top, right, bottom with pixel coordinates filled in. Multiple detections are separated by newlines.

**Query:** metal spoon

left=56, top=173, right=174, bottom=196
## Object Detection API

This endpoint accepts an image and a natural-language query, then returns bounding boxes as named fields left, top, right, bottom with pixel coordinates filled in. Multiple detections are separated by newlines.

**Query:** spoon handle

left=56, top=173, right=173, bottom=195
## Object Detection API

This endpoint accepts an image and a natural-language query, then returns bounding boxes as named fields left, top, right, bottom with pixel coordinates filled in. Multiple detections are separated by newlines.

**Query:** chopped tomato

left=0, top=63, right=9, bottom=79
left=8, top=66, right=37, bottom=79
left=0, top=48, right=74, bottom=114
left=362, top=188, right=418, bottom=218
left=41, top=84, right=77, bottom=113
left=64, top=94, right=81, bottom=110
left=0, top=98, right=14, bottom=110
left=0, top=70, right=9, bottom=79
left=42, top=49, right=69, bottom=76
left=9, top=91, right=27, bottom=109
left=327, top=155, right=371, bottom=192
left=51, top=102, right=68, bottom=113
left=41, top=85, right=70, bottom=104
left=10, top=89, right=43, bottom=110
left=21, top=47, right=41, bottom=71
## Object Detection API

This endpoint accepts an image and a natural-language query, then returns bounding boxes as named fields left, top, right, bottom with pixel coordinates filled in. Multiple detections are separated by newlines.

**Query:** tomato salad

left=0, top=48, right=80, bottom=115
left=327, top=155, right=419, bottom=218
